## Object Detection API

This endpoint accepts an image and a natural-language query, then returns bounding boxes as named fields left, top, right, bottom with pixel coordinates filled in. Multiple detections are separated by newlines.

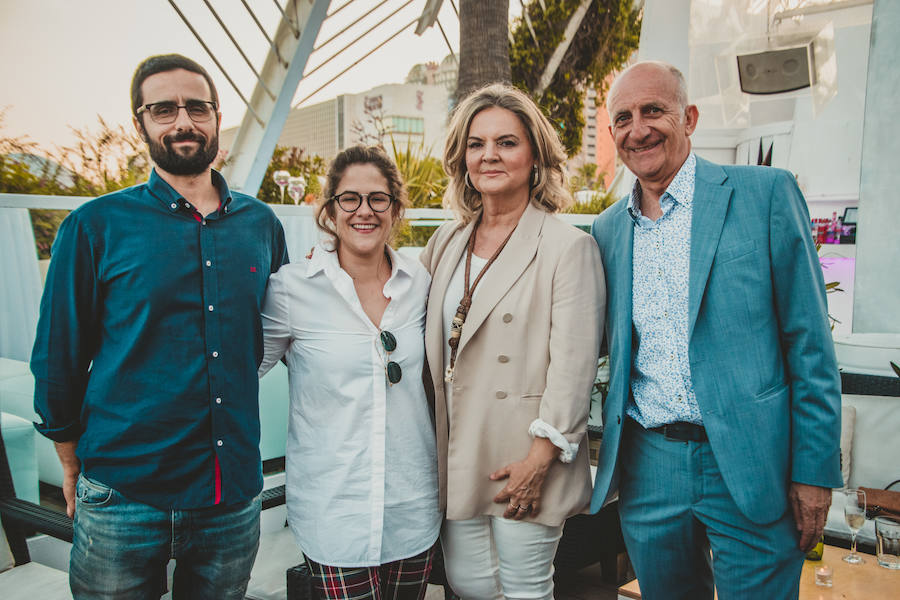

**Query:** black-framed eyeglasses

left=331, top=191, right=394, bottom=213
left=378, top=330, right=402, bottom=385
left=136, top=100, right=218, bottom=124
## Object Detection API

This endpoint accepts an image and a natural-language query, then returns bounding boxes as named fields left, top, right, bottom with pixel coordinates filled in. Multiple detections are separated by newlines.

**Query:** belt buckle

left=662, top=424, right=683, bottom=442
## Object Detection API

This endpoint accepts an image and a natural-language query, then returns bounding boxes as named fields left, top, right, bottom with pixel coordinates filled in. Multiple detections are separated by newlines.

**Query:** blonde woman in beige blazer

left=420, top=84, right=605, bottom=600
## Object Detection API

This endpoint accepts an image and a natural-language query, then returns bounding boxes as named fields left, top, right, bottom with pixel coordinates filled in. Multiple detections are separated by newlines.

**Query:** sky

left=0, top=0, right=520, bottom=153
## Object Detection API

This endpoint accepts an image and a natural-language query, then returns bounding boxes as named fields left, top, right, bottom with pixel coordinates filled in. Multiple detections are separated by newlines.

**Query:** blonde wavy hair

left=443, top=83, right=572, bottom=224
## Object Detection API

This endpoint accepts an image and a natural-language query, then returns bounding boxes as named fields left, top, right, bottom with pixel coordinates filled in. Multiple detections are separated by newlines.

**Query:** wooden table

left=617, top=545, right=898, bottom=599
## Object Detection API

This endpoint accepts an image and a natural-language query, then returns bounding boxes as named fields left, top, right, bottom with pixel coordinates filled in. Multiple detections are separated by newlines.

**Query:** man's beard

left=147, top=129, right=219, bottom=176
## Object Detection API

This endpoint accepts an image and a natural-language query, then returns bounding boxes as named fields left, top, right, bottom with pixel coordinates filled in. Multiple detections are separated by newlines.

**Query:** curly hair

left=443, top=83, right=572, bottom=224
left=314, top=145, right=408, bottom=247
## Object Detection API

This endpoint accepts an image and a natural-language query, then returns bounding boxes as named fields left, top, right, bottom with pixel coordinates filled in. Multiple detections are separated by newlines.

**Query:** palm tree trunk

left=455, top=0, right=511, bottom=104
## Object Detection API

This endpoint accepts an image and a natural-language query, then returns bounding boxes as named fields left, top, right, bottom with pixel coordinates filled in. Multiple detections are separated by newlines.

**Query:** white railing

left=0, top=192, right=601, bottom=360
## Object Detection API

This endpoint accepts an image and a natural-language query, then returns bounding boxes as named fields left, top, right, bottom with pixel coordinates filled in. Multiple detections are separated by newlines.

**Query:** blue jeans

left=70, top=474, right=260, bottom=600
left=618, top=420, right=804, bottom=600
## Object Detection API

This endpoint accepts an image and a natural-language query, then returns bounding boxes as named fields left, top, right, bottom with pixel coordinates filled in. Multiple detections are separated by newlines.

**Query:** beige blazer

left=420, top=201, right=605, bottom=526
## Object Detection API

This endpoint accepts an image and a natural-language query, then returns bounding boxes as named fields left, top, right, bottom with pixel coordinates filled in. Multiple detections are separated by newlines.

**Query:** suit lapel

left=606, top=203, right=634, bottom=404
left=688, top=158, right=733, bottom=339
left=611, top=205, right=634, bottom=341
left=456, top=202, right=543, bottom=356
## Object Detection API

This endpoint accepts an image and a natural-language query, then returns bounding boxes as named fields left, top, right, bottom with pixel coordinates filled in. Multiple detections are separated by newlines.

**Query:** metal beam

left=416, top=0, right=445, bottom=34
left=223, top=0, right=331, bottom=195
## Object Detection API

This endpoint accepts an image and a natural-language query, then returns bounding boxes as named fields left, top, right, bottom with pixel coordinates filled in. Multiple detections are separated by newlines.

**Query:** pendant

left=444, top=365, right=454, bottom=383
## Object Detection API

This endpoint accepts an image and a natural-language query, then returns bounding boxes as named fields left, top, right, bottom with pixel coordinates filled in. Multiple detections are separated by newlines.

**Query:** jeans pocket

left=76, top=474, right=114, bottom=507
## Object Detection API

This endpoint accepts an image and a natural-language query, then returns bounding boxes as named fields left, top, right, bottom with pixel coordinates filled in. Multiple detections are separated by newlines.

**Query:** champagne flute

left=843, top=488, right=867, bottom=564
left=287, top=175, right=306, bottom=205
left=272, top=170, right=290, bottom=203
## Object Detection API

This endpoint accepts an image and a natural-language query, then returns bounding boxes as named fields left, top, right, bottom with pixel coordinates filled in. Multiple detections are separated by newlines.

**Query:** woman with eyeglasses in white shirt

left=258, top=145, right=440, bottom=600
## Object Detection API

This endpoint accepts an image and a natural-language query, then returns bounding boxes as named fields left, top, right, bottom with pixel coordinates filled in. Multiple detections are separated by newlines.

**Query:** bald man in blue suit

left=590, top=62, right=842, bottom=599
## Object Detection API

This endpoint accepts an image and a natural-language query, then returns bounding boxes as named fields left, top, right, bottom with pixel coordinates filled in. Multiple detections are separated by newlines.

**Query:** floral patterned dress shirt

left=626, top=153, right=703, bottom=428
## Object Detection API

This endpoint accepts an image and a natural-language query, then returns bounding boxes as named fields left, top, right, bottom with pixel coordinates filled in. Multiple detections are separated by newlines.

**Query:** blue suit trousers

left=618, top=421, right=805, bottom=600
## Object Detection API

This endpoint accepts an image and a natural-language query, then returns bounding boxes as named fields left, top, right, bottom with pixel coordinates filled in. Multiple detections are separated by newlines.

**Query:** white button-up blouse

left=258, top=242, right=441, bottom=567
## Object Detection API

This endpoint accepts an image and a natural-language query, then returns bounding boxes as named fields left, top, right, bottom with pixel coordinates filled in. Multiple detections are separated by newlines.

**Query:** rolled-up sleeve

left=31, top=211, right=100, bottom=442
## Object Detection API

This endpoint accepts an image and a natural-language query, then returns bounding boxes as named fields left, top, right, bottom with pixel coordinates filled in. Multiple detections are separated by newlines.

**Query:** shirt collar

left=627, top=152, right=696, bottom=219
left=148, top=168, right=234, bottom=216
left=305, top=240, right=414, bottom=298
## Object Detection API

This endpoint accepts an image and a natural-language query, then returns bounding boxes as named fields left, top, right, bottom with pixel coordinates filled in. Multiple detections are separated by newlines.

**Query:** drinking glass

left=273, top=170, right=290, bottom=203
left=875, top=516, right=900, bottom=569
left=843, top=488, right=866, bottom=564
left=287, top=175, right=306, bottom=205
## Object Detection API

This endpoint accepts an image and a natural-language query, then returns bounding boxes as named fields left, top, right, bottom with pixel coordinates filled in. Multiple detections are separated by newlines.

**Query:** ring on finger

left=516, top=505, right=530, bottom=512
left=509, top=503, right=521, bottom=511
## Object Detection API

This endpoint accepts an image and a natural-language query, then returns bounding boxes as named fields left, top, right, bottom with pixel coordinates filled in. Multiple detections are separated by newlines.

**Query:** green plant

left=258, top=146, right=326, bottom=204
left=565, top=189, right=618, bottom=215
left=2, top=112, right=150, bottom=258
left=388, top=139, right=447, bottom=249
left=510, top=0, right=642, bottom=155
left=55, top=117, right=150, bottom=196
left=569, top=162, right=608, bottom=193
left=816, top=243, right=844, bottom=329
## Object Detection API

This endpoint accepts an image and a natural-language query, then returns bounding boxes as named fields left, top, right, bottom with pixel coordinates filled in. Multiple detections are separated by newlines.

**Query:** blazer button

left=502, top=313, right=513, bottom=323
left=495, top=391, right=508, bottom=399
left=497, top=355, right=509, bottom=363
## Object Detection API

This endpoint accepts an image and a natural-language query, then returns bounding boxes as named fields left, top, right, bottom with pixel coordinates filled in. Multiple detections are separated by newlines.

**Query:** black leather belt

left=648, top=421, right=708, bottom=442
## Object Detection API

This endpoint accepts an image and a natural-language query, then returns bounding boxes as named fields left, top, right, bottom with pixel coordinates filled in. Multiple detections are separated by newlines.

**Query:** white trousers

left=441, top=516, right=564, bottom=600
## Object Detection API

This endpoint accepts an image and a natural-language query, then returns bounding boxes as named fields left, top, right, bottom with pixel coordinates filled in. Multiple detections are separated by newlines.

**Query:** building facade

left=221, top=83, right=451, bottom=161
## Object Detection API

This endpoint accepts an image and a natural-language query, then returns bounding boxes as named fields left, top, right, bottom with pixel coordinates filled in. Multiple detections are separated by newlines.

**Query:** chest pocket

left=716, top=240, right=757, bottom=265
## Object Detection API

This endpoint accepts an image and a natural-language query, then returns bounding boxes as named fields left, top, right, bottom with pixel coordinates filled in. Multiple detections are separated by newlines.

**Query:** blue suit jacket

left=589, top=156, right=842, bottom=524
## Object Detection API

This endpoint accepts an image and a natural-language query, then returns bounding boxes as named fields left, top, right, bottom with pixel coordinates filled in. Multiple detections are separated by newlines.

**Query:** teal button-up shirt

left=31, top=168, right=288, bottom=509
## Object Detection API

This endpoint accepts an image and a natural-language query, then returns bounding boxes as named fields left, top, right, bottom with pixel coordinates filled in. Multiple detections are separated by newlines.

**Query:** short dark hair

left=315, top=145, right=408, bottom=246
left=131, top=54, right=219, bottom=117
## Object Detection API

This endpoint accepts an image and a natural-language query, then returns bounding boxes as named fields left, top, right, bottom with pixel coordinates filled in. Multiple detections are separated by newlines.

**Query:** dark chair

left=840, top=371, right=900, bottom=397
left=0, top=428, right=73, bottom=566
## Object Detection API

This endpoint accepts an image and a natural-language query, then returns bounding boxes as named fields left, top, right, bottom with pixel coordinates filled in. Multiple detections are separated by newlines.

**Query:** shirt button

left=170, top=203, right=177, bottom=209
left=208, top=305, right=214, bottom=312
left=677, top=395, right=683, bottom=402
left=212, top=351, right=219, bottom=358
left=502, top=313, right=513, bottom=323
left=215, top=397, right=222, bottom=404
left=217, top=440, right=223, bottom=447
left=206, top=260, right=212, bottom=267
left=495, top=391, right=507, bottom=399
left=184, top=202, right=190, bottom=208
left=202, top=219, right=207, bottom=226
left=498, top=355, right=509, bottom=363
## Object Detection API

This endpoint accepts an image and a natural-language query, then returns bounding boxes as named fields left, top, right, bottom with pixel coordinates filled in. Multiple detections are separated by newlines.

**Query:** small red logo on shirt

left=250, top=267, right=257, bottom=272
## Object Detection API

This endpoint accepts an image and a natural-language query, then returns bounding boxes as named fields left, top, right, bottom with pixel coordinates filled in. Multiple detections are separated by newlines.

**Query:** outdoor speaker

left=737, top=46, right=812, bottom=94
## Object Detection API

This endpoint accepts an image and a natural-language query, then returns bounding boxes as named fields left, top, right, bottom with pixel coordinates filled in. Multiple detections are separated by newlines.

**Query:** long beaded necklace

left=444, top=219, right=517, bottom=383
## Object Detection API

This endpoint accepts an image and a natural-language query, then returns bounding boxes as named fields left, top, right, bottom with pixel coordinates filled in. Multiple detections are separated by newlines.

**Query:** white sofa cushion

left=825, top=394, right=900, bottom=547
left=1, top=412, right=39, bottom=503
left=842, top=394, right=900, bottom=490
